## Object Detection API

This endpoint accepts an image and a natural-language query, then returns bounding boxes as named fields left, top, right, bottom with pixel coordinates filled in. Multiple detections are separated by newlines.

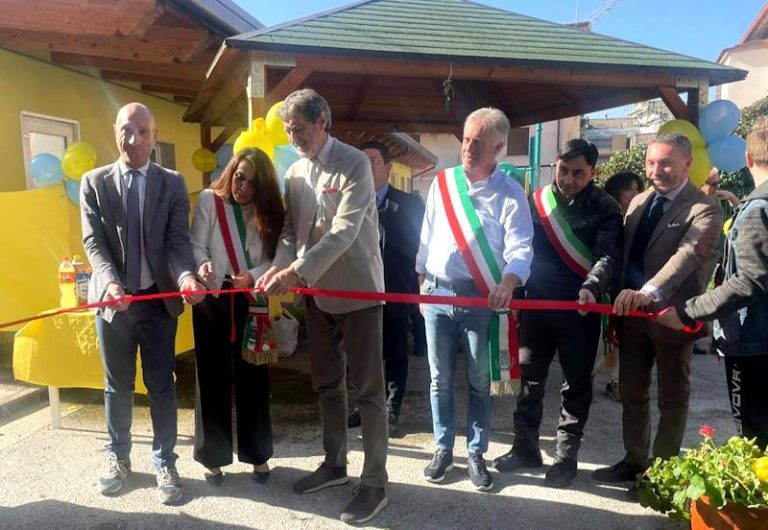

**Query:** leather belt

left=424, top=272, right=479, bottom=294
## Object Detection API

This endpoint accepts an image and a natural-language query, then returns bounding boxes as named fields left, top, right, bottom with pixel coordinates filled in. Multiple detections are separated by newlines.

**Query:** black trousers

left=724, top=355, right=768, bottom=450
left=384, top=310, right=410, bottom=416
left=192, top=292, right=273, bottom=467
left=513, top=310, right=601, bottom=461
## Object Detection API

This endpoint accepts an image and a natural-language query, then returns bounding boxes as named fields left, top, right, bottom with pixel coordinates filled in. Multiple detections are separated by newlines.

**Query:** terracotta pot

left=690, top=495, right=768, bottom=530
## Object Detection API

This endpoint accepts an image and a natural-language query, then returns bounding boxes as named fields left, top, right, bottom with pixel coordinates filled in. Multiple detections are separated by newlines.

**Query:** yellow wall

left=390, top=161, right=413, bottom=191
left=0, top=48, right=205, bottom=193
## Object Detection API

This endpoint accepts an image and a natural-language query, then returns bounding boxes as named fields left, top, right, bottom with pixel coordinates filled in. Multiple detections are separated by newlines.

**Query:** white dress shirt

left=416, top=164, right=534, bottom=284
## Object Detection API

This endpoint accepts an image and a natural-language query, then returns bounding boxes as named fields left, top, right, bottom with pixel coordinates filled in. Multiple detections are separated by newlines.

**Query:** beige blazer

left=273, top=138, right=384, bottom=314
left=622, top=181, right=724, bottom=343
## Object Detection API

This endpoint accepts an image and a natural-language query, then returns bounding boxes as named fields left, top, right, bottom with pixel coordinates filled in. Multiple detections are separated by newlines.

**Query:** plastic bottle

left=58, top=257, right=77, bottom=308
left=72, top=254, right=90, bottom=306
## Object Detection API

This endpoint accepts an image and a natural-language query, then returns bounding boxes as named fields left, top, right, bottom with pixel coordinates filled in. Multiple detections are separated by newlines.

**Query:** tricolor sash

left=214, top=195, right=276, bottom=366
left=532, top=185, right=592, bottom=279
left=436, top=166, right=520, bottom=397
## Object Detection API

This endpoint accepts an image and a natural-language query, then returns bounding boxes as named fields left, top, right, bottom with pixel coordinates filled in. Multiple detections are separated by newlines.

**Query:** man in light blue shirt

left=416, top=107, right=533, bottom=492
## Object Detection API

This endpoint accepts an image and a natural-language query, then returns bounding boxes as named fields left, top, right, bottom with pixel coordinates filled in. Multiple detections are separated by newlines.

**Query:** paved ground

left=0, top=331, right=734, bottom=530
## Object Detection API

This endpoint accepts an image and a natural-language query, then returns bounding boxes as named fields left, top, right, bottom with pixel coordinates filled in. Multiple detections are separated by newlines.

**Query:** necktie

left=626, top=195, right=667, bottom=289
left=125, top=170, right=142, bottom=293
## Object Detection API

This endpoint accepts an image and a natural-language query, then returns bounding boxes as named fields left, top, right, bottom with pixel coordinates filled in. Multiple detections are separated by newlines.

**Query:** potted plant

left=637, top=425, right=768, bottom=529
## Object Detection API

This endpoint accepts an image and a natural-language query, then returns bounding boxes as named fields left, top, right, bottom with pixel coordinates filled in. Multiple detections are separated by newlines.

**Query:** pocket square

left=667, top=221, right=681, bottom=228
left=322, top=187, right=339, bottom=193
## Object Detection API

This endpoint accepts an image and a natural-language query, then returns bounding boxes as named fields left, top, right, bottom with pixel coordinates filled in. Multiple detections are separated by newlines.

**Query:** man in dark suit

left=592, top=134, right=723, bottom=484
left=354, top=141, right=425, bottom=434
left=80, top=102, right=204, bottom=504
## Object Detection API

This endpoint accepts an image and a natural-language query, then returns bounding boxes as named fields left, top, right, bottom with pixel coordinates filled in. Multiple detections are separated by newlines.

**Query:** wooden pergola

left=184, top=0, right=747, bottom=156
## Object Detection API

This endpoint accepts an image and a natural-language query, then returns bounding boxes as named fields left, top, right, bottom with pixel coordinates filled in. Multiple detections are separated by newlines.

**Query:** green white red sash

left=436, top=166, right=519, bottom=397
left=214, top=195, right=276, bottom=366
left=533, top=185, right=592, bottom=279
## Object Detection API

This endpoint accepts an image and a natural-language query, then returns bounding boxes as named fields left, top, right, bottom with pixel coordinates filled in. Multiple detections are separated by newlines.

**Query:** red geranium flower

left=699, top=425, right=715, bottom=438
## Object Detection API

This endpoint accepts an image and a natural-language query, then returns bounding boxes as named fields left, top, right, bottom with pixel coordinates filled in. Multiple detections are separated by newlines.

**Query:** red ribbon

left=0, top=287, right=703, bottom=334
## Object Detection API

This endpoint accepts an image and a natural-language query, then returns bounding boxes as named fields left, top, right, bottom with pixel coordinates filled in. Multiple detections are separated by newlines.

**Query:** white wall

left=718, top=44, right=768, bottom=108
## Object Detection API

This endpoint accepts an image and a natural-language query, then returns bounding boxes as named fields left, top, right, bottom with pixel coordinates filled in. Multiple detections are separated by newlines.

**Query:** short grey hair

left=279, top=88, right=332, bottom=131
left=464, top=107, right=510, bottom=153
left=650, top=133, right=693, bottom=158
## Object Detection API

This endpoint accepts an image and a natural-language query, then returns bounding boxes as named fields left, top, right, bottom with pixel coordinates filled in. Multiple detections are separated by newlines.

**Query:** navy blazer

left=379, top=186, right=425, bottom=317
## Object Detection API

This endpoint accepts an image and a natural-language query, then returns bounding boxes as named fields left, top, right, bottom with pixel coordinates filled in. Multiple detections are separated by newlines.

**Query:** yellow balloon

left=61, top=149, right=95, bottom=181
left=689, top=147, right=712, bottom=187
left=65, top=141, right=97, bottom=165
left=658, top=119, right=706, bottom=149
left=252, top=117, right=267, bottom=133
left=191, top=148, right=217, bottom=173
left=233, top=130, right=274, bottom=160
left=265, top=101, right=290, bottom=146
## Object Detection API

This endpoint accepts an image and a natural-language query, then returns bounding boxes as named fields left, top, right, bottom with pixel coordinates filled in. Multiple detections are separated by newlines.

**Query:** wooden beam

left=174, top=96, right=194, bottom=103
left=0, top=25, right=212, bottom=64
left=658, top=86, right=692, bottom=121
left=188, top=50, right=249, bottom=125
left=200, top=125, right=212, bottom=187
left=50, top=52, right=213, bottom=81
left=102, top=70, right=200, bottom=90
left=0, top=0, right=162, bottom=37
left=333, top=121, right=459, bottom=134
left=347, top=75, right=372, bottom=121
left=296, top=54, right=679, bottom=88
left=211, top=125, right=239, bottom=153
left=266, top=67, right=312, bottom=106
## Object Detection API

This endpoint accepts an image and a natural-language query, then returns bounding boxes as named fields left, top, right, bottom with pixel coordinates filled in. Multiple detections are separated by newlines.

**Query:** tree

left=596, top=144, right=647, bottom=188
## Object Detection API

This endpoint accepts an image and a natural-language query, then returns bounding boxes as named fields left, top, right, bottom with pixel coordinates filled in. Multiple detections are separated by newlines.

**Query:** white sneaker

left=97, top=454, right=131, bottom=495
left=156, top=466, right=183, bottom=505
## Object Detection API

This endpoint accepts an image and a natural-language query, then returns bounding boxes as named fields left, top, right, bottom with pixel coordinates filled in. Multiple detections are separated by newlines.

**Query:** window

left=21, top=112, right=79, bottom=189
left=152, top=141, right=176, bottom=170
left=507, top=127, right=529, bottom=156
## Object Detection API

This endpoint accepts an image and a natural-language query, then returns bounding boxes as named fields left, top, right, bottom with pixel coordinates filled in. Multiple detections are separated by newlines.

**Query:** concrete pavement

left=0, top=337, right=732, bottom=529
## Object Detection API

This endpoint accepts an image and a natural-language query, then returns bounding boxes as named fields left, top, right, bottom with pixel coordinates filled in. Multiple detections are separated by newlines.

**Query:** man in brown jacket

left=592, top=134, right=723, bottom=483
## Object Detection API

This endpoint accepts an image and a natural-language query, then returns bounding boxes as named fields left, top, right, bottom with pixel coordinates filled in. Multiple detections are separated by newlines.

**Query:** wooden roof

left=184, top=0, right=747, bottom=139
left=0, top=0, right=262, bottom=104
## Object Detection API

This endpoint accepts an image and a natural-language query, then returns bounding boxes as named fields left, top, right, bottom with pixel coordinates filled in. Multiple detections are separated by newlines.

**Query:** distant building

left=717, top=4, right=768, bottom=108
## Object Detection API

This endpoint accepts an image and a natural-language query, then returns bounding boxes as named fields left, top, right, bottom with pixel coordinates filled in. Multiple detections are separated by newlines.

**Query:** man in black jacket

left=352, top=141, right=425, bottom=434
left=657, top=118, right=768, bottom=449
left=493, top=139, right=624, bottom=488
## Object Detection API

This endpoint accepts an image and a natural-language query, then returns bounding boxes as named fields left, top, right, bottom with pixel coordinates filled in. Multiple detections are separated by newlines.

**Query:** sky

left=236, top=0, right=766, bottom=116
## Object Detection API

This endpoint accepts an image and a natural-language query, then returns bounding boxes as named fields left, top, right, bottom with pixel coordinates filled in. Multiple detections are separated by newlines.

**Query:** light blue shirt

left=416, top=165, right=534, bottom=284
left=376, top=183, right=390, bottom=209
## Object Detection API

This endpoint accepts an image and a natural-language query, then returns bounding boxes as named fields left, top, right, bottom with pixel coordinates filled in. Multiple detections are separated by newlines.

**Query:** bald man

left=80, top=102, right=204, bottom=504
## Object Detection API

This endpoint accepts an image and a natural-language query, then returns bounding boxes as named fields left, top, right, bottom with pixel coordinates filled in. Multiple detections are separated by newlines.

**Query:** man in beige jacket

left=257, top=88, right=387, bottom=525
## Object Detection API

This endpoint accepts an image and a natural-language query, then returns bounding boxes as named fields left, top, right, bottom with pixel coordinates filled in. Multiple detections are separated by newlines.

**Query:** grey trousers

left=619, top=319, right=693, bottom=467
left=304, top=297, right=388, bottom=488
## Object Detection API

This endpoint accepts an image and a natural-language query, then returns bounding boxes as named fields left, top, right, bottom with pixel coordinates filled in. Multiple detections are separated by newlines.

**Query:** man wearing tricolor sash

left=493, top=139, right=623, bottom=489
left=416, top=108, right=533, bottom=492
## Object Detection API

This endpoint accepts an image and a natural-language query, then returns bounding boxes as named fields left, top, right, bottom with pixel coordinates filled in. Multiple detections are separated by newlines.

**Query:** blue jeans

left=423, top=279, right=493, bottom=455
left=95, top=296, right=179, bottom=470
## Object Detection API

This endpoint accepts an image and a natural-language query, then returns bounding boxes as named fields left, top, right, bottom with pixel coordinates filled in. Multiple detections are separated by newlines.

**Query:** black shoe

left=544, top=458, right=577, bottom=489
left=604, top=380, right=621, bottom=402
left=492, top=448, right=543, bottom=473
left=466, top=454, right=493, bottom=492
left=423, top=449, right=453, bottom=483
left=387, top=412, right=400, bottom=437
left=252, top=463, right=270, bottom=484
left=204, top=468, right=224, bottom=487
left=592, top=460, right=646, bottom=483
left=339, top=485, right=389, bottom=524
left=347, top=408, right=361, bottom=428
left=293, top=463, right=349, bottom=494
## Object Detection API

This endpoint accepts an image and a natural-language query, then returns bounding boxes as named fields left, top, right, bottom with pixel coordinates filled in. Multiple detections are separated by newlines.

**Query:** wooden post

left=247, top=60, right=267, bottom=125
left=200, top=125, right=212, bottom=188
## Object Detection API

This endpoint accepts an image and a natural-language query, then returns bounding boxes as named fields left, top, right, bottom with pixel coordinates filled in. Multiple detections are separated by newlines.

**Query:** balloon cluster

left=192, top=101, right=299, bottom=191
left=658, top=100, right=746, bottom=186
left=29, top=141, right=97, bottom=205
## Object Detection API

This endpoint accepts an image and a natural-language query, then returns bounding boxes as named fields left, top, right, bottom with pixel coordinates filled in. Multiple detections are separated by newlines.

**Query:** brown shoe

left=340, top=485, right=388, bottom=524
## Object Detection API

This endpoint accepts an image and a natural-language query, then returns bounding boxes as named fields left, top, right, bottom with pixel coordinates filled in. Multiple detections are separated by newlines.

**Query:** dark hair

left=210, top=148, right=285, bottom=260
left=359, top=141, right=392, bottom=164
left=604, top=172, right=646, bottom=201
left=558, top=139, right=599, bottom=167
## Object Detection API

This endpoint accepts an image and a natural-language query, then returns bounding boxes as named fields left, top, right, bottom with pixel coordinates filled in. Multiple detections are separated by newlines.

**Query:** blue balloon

left=216, top=144, right=234, bottom=169
left=64, top=179, right=80, bottom=206
left=30, top=153, right=65, bottom=186
left=707, top=135, right=747, bottom=172
left=209, top=167, right=224, bottom=182
left=273, top=144, right=300, bottom=192
left=699, top=100, right=740, bottom=144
